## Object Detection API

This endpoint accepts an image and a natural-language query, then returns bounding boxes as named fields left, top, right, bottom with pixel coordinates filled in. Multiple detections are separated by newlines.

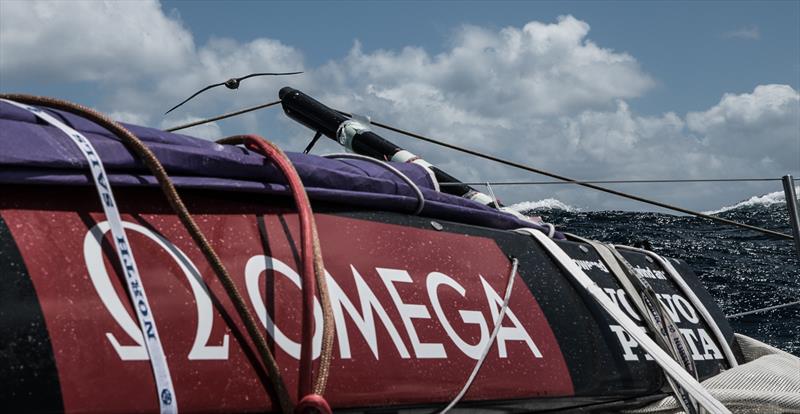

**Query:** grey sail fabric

left=626, top=334, right=800, bottom=414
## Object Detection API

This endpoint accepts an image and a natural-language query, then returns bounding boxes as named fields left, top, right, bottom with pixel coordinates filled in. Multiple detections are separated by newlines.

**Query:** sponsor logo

left=85, top=221, right=543, bottom=362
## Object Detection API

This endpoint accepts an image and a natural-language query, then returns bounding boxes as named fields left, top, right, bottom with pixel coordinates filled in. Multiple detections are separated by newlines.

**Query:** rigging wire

left=161, top=101, right=784, bottom=188
left=440, top=258, right=519, bottom=414
left=727, top=300, right=800, bottom=318
left=165, top=99, right=282, bottom=132
left=440, top=178, right=784, bottom=186
left=335, top=110, right=792, bottom=241
left=322, top=153, right=426, bottom=215
left=160, top=99, right=791, bottom=240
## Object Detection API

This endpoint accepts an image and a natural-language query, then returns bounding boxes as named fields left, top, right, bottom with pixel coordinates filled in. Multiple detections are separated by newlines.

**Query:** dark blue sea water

left=516, top=192, right=800, bottom=356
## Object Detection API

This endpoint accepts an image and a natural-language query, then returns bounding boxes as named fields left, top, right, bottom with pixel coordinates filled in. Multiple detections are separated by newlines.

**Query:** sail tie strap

left=617, top=245, right=738, bottom=369
left=514, top=228, right=730, bottom=414
left=3, top=99, right=178, bottom=413
left=568, top=234, right=700, bottom=414
left=1, top=95, right=294, bottom=413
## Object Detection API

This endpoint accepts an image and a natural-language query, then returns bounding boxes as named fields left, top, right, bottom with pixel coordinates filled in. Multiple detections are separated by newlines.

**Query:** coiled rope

left=0, top=95, right=295, bottom=413
left=216, top=135, right=335, bottom=411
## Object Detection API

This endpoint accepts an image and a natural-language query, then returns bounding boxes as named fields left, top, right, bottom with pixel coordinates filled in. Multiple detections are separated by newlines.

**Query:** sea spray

left=507, top=198, right=578, bottom=212
left=703, top=186, right=800, bottom=215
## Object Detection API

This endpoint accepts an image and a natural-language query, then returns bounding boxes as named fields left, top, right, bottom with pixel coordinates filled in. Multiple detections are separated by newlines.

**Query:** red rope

left=217, top=135, right=334, bottom=412
left=0, top=96, right=330, bottom=412
left=1, top=95, right=295, bottom=413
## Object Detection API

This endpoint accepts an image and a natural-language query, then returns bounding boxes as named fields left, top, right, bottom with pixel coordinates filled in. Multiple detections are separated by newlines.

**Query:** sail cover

left=0, top=101, right=554, bottom=234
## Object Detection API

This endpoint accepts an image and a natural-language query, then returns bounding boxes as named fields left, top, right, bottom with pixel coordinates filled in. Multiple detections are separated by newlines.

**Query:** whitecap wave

left=507, top=198, right=578, bottom=213
left=704, top=186, right=799, bottom=215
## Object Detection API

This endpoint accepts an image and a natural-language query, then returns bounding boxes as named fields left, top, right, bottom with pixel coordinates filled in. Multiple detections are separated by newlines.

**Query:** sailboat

left=1, top=88, right=797, bottom=413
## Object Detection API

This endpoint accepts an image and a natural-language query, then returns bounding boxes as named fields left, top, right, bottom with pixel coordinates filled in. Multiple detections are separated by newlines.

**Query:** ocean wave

left=704, top=186, right=799, bottom=215
left=507, top=198, right=578, bottom=213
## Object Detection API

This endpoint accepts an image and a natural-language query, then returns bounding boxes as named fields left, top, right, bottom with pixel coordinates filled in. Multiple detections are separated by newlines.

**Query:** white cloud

left=107, top=110, right=151, bottom=126
left=722, top=25, right=761, bottom=40
left=560, top=101, right=685, bottom=163
left=687, top=84, right=800, bottom=170
left=0, top=0, right=194, bottom=82
left=97, top=36, right=307, bottom=131
left=1, top=3, right=797, bottom=212
left=318, top=15, right=654, bottom=119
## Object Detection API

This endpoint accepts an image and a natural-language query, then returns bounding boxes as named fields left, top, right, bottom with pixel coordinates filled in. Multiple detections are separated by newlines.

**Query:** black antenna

left=164, top=71, right=303, bottom=115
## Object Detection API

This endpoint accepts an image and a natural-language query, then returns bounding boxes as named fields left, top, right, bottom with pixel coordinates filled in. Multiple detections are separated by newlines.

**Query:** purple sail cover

left=0, top=101, right=555, bottom=235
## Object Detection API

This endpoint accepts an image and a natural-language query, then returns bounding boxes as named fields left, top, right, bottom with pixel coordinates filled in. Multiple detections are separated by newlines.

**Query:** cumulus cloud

left=0, top=0, right=194, bottom=82
left=94, top=36, right=307, bottom=132
left=687, top=84, right=800, bottom=170
left=107, top=110, right=151, bottom=126
left=1, top=2, right=797, bottom=211
left=318, top=15, right=654, bottom=119
left=0, top=0, right=306, bottom=135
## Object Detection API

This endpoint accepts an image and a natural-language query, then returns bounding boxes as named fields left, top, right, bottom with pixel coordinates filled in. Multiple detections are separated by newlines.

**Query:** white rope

left=485, top=181, right=499, bottom=207
left=568, top=233, right=700, bottom=413
left=439, top=258, right=519, bottom=413
left=391, top=149, right=442, bottom=192
left=605, top=244, right=701, bottom=414
left=4, top=100, right=178, bottom=413
left=617, top=245, right=739, bottom=369
left=515, top=228, right=731, bottom=414
left=323, top=153, right=425, bottom=215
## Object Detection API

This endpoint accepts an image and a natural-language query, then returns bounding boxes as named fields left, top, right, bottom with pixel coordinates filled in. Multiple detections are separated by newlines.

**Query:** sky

left=1, top=0, right=798, bottom=212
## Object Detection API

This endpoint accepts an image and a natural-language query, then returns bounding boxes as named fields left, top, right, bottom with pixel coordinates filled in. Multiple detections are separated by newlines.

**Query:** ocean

left=512, top=189, right=800, bottom=356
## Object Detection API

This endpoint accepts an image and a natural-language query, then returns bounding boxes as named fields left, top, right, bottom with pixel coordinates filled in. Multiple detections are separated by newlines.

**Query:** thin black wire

left=159, top=100, right=792, bottom=240
left=441, top=178, right=783, bottom=186
left=164, top=72, right=302, bottom=115
left=335, top=110, right=792, bottom=240
left=165, top=100, right=282, bottom=132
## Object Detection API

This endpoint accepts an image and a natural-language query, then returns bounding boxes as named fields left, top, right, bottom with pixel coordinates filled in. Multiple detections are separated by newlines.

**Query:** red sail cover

left=1, top=187, right=735, bottom=412
left=0, top=101, right=734, bottom=412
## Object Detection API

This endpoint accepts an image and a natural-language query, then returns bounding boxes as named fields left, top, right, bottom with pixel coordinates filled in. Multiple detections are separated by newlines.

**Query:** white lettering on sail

left=427, top=272, right=489, bottom=360
left=377, top=267, right=447, bottom=359
left=245, top=255, right=323, bottom=360
left=480, top=276, right=543, bottom=358
left=85, top=221, right=229, bottom=361
left=327, top=267, right=411, bottom=359
left=86, top=224, right=546, bottom=363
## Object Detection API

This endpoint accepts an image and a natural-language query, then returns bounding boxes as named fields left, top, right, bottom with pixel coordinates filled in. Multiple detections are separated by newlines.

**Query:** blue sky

left=1, top=1, right=798, bottom=211
left=162, top=0, right=800, bottom=114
